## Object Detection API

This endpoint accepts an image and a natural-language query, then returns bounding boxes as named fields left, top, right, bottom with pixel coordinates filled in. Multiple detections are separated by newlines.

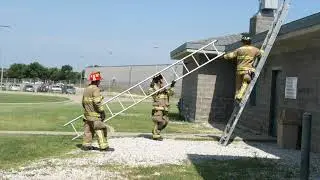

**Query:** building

left=170, top=1, right=320, bottom=152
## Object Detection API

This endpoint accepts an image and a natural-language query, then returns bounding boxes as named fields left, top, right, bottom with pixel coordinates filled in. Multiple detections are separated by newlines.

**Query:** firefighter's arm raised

left=166, top=80, right=175, bottom=97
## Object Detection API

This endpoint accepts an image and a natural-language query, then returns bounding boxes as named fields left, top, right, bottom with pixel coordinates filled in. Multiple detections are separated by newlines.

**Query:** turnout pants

left=151, top=110, right=169, bottom=139
left=235, top=70, right=254, bottom=101
left=82, top=119, right=108, bottom=149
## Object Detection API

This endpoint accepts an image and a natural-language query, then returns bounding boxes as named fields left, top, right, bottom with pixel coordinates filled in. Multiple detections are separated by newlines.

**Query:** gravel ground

left=1, top=137, right=320, bottom=180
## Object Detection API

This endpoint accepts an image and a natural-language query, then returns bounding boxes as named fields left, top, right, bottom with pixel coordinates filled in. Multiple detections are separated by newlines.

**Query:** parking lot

left=0, top=81, right=76, bottom=95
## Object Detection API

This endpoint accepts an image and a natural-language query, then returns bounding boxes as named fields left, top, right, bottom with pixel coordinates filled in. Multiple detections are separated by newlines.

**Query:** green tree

left=48, top=68, right=60, bottom=81
left=25, top=62, right=46, bottom=80
left=7, top=63, right=28, bottom=79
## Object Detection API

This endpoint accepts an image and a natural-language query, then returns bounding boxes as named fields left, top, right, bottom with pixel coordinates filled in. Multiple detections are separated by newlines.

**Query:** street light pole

left=0, top=49, right=3, bottom=91
left=79, top=56, right=85, bottom=92
left=0, top=25, right=11, bottom=91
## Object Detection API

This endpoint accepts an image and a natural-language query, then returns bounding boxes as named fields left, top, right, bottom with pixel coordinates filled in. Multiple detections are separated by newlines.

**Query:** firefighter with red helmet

left=81, top=71, right=113, bottom=151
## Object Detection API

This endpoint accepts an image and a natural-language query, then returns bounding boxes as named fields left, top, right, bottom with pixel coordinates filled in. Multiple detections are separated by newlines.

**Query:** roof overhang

left=171, top=12, right=320, bottom=60
left=171, top=48, right=220, bottom=60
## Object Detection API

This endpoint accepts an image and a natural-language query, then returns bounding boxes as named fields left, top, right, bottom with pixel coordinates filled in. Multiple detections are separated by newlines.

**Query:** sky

left=0, top=0, right=319, bottom=71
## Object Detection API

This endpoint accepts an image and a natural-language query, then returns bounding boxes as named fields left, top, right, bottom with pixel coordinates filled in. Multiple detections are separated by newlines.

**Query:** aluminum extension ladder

left=64, top=40, right=225, bottom=140
left=218, top=0, right=291, bottom=146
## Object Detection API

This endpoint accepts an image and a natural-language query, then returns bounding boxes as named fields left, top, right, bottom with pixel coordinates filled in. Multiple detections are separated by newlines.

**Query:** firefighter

left=81, top=71, right=114, bottom=151
left=148, top=74, right=176, bottom=141
left=223, top=35, right=263, bottom=104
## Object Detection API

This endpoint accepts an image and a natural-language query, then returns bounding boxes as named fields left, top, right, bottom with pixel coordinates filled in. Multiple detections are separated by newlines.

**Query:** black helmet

left=241, top=35, right=251, bottom=44
left=152, top=74, right=163, bottom=82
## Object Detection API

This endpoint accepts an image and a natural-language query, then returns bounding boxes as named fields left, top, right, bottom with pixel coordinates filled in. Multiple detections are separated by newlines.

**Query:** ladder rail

left=219, top=0, right=291, bottom=146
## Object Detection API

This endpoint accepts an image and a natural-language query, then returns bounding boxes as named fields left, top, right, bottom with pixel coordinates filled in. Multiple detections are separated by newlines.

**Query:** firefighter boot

left=152, top=124, right=163, bottom=141
left=95, top=130, right=109, bottom=150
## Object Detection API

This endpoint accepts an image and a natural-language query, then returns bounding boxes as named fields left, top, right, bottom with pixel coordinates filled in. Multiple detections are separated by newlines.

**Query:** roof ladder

left=64, top=40, right=225, bottom=140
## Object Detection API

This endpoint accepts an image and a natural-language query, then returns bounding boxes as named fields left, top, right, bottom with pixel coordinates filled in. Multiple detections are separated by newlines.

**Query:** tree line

left=4, top=62, right=85, bottom=82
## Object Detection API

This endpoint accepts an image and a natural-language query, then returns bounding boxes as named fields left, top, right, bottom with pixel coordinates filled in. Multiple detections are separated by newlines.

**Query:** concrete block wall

left=180, top=54, right=235, bottom=123
left=180, top=57, right=199, bottom=122
left=240, top=32, right=320, bottom=152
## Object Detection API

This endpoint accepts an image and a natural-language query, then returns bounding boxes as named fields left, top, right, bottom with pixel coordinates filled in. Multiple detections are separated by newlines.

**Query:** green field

left=0, top=93, right=215, bottom=133
left=0, top=135, right=79, bottom=169
left=0, top=93, right=69, bottom=103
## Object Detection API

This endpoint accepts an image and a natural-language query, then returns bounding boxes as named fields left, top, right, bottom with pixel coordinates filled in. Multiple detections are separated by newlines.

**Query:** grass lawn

left=0, top=98, right=216, bottom=134
left=0, top=93, right=69, bottom=103
left=0, top=135, right=79, bottom=169
left=103, top=159, right=297, bottom=180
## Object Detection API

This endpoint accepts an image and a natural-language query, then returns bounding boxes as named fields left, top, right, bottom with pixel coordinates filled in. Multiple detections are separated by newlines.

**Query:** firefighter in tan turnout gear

left=81, top=71, right=114, bottom=151
left=148, top=74, right=175, bottom=141
left=223, top=35, right=263, bottom=103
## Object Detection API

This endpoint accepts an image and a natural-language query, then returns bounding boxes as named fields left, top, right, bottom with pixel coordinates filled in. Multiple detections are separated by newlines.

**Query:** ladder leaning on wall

left=218, top=0, right=291, bottom=146
left=64, top=40, right=226, bottom=140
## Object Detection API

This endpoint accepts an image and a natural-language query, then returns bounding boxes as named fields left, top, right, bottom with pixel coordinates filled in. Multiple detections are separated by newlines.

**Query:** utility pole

left=0, top=25, right=11, bottom=91
left=79, top=56, right=85, bottom=90
left=0, top=48, right=3, bottom=91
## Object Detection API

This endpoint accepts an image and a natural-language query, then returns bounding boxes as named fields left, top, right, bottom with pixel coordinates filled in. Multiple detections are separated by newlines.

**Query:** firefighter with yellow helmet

left=223, top=35, right=263, bottom=103
left=148, top=74, right=176, bottom=140
left=81, top=71, right=114, bottom=151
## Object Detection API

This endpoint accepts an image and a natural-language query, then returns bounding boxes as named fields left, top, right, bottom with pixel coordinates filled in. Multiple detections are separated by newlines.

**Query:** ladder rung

left=105, top=104, right=114, bottom=116
left=191, top=55, right=200, bottom=67
left=128, top=91, right=136, bottom=103
left=117, top=97, right=125, bottom=110
left=201, top=50, right=210, bottom=61
left=171, top=67, right=179, bottom=79
left=182, top=62, right=190, bottom=72
left=139, top=85, right=147, bottom=96
left=212, top=43, right=221, bottom=55
left=71, top=123, right=79, bottom=136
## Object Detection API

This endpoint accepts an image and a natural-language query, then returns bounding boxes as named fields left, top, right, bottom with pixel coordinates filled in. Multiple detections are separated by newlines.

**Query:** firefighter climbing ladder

left=64, top=40, right=225, bottom=140
left=218, top=0, right=291, bottom=146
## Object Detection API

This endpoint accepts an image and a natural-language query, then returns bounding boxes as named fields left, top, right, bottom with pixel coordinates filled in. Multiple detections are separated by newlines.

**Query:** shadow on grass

left=187, top=154, right=297, bottom=180
left=168, top=112, right=186, bottom=122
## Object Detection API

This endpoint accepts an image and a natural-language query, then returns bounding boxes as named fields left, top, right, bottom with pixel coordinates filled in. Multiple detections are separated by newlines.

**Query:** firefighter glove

left=100, top=112, right=106, bottom=121
left=150, top=81, right=155, bottom=88
left=170, top=80, right=176, bottom=87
